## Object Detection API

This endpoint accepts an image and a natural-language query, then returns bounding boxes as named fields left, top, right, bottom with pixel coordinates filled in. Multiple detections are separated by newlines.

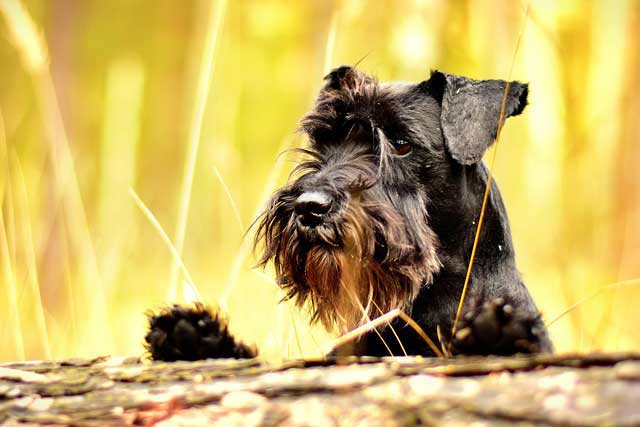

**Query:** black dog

left=146, top=66, right=552, bottom=361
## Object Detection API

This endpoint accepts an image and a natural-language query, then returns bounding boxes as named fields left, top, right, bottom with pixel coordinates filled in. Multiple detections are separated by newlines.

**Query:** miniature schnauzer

left=146, top=66, right=553, bottom=361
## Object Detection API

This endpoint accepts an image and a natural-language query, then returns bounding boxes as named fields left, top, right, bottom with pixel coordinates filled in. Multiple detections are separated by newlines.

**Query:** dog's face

left=255, top=66, right=528, bottom=333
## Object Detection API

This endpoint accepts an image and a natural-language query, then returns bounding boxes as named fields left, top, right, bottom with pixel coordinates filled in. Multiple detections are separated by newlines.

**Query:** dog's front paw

left=145, top=303, right=256, bottom=361
left=451, top=298, right=548, bottom=356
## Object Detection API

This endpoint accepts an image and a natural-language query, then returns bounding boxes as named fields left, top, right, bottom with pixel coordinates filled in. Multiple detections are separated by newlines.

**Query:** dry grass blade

left=372, top=300, right=408, bottom=357
left=323, top=309, right=401, bottom=355
left=449, top=83, right=510, bottom=343
left=219, top=135, right=298, bottom=306
left=222, top=4, right=341, bottom=306
left=0, top=110, right=6, bottom=226
left=323, top=9, right=339, bottom=75
left=0, top=109, right=25, bottom=360
left=251, top=268, right=307, bottom=358
left=213, top=166, right=244, bottom=232
left=338, top=278, right=395, bottom=357
left=182, top=279, right=203, bottom=304
left=2, top=0, right=111, bottom=352
left=11, top=152, right=52, bottom=358
left=0, top=0, right=47, bottom=73
left=168, top=0, right=228, bottom=301
left=436, top=325, right=451, bottom=357
left=129, top=188, right=200, bottom=298
left=0, top=113, right=8, bottom=202
left=450, top=5, right=530, bottom=346
left=324, top=309, right=443, bottom=357
left=547, top=278, right=639, bottom=327
left=0, top=207, right=25, bottom=360
left=98, top=58, right=144, bottom=295
left=288, top=305, right=304, bottom=357
left=395, top=310, right=444, bottom=357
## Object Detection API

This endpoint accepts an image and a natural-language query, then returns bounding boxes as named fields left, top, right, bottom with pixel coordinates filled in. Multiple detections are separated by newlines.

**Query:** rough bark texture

left=1, top=353, right=639, bottom=426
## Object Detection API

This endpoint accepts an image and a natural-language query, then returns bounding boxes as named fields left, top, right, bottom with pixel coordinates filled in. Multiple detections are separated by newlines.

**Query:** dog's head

left=254, top=66, right=528, bottom=333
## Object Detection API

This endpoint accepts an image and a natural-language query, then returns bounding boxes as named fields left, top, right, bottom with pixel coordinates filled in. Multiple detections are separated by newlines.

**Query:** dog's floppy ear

left=425, top=70, right=528, bottom=165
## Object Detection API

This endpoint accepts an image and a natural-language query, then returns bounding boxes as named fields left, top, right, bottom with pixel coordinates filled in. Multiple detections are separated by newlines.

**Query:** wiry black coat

left=145, top=304, right=256, bottom=361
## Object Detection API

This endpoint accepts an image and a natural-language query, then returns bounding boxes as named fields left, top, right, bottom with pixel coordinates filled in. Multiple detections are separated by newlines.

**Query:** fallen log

left=1, top=352, right=639, bottom=426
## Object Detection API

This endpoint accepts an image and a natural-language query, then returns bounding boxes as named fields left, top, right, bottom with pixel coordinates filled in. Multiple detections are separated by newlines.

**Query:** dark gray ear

left=428, top=71, right=528, bottom=165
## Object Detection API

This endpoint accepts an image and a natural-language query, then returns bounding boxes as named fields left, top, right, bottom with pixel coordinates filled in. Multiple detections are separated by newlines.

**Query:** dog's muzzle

left=294, top=191, right=332, bottom=227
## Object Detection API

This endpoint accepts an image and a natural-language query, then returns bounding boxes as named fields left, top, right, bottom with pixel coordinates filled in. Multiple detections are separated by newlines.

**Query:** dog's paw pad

left=145, top=303, right=257, bottom=361
left=452, top=298, right=545, bottom=356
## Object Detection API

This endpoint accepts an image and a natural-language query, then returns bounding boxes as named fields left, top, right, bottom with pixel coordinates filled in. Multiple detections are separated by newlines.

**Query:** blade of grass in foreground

left=219, top=8, right=341, bottom=359
left=11, top=151, right=52, bottom=359
left=323, top=9, right=339, bottom=75
left=213, top=166, right=244, bottom=232
left=0, top=111, right=6, bottom=201
left=98, top=58, right=144, bottom=295
left=130, top=189, right=200, bottom=299
left=168, top=0, right=228, bottom=302
left=0, top=109, right=25, bottom=360
left=450, top=5, right=530, bottom=348
left=218, top=136, right=299, bottom=308
left=546, top=278, right=639, bottom=327
left=0, top=207, right=25, bottom=360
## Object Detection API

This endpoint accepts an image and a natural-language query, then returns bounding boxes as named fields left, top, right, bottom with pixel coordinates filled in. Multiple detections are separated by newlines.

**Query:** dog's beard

left=255, top=190, right=441, bottom=334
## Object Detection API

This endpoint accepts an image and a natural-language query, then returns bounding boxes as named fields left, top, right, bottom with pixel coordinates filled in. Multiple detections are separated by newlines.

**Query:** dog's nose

left=294, top=191, right=332, bottom=226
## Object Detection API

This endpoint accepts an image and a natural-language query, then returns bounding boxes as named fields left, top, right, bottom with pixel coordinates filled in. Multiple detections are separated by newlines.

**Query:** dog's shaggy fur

left=146, top=66, right=552, bottom=360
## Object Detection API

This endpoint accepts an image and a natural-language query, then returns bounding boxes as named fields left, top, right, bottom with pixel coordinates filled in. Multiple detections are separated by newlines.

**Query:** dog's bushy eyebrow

left=301, top=103, right=413, bottom=154
left=299, top=69, right=383, bottom=146
left=303, top=72, right=436, bottom=150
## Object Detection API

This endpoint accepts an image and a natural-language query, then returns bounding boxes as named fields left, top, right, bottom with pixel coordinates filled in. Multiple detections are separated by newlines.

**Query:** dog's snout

left=294, top=191, right=332, bottom=226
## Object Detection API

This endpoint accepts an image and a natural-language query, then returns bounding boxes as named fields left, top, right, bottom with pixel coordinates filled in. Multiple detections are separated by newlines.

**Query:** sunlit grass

left=219, top=135, right=297, bottom=308
left=168, top=0, right=228, bottom=302
left=220, top=5, right=341, bottom=311
left=99, top=58, right=144, bottom=297
left=10, top=153, right=51, bottom=359
left=546, top=278, right=640, bottom=328
left=0, top=0, right=638, bottom=362
left=130, top=189, right=199, bottom=298
left=213, top=166, right=244, bottom=232
left=323, top=9, right=339, bottom=75
left=1, top=0, right=111, bottom=356
left=0, top=166, right=25, bottom=360
left=0, top=0, right=47, bottom=73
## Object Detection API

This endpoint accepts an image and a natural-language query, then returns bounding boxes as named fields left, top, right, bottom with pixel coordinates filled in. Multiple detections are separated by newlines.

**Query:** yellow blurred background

left=0, top=0, right=638, bottom=362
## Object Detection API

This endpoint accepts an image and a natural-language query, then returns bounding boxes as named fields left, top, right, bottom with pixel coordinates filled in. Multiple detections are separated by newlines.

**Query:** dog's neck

left=429, top=161, right=516, bottom=276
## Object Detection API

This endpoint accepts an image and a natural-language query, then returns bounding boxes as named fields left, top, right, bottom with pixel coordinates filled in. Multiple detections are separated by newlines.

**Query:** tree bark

left=1, top=353, right=639, bottom=426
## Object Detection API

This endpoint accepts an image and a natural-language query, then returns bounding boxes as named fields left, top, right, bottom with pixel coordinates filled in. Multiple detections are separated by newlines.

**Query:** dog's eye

left=392, top=139, right=412, bottom=156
